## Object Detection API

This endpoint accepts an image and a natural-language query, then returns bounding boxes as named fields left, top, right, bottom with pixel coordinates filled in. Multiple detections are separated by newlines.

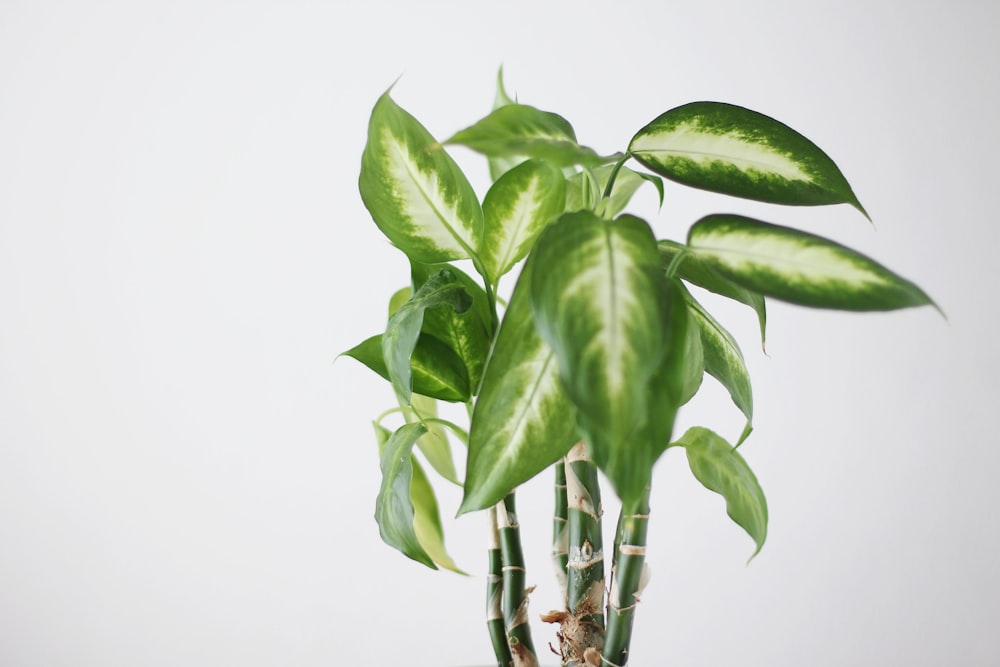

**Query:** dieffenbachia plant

left=343, top=71, right=935, bottom=667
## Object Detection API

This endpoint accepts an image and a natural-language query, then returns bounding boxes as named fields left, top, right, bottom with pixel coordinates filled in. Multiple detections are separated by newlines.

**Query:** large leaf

left=688, top=215, right=936, bottom=311
left=674, top=427, right=768, bottom=560
left=411, top=262, right=493, bottom=392
left=659, top=238, right=767, bottom=344
left=461, top=259, right=577, bottom=513
left=446, top=103, right=616, bottom=168
left=341, top=333, right=469, bottom=402
left=566, top=164, right=664, bottom=218
left=682, top=286, right=753, bottom=427
left=480, top=159, right=567, bottom=285
left=629, top=102, right=867, bottom=216
left=374, top=422, right=435, bottom=568
left=530, top=211, right=667, bottom=507
left=359, top=91, right=484, bottom=263
left=383, top=270, right=472, bottom=403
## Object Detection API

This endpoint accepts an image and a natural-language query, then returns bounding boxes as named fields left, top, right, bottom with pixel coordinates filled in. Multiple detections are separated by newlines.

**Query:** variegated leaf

left=674, top=427, right=768, bottom=560
left=359, top=91, right=483, bottom=263
left=659, top=238, right=767, bottom=344
left=461, top=259, right=577, bottom=513
left=410, top=455, right=465, bottom=573
left=384, top=270, right=472, bottom=403
left=530, top=211, right=667, bottom=506
left=688, top=215, right=936, bottom=311
left=340, top=333, right=469, bottom=403
left=681, top=286, right=753, bottom=426
left=629, top=102, right=867, bottom=216
left=446, top=103, right=616, bottom=168
left=374, top=422, right=435, bottom=568
left=481, top=159, right=566, bottom=285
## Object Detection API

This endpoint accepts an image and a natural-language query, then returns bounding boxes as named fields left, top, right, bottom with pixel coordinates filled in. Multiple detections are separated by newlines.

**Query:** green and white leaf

left=674, top=426, right=768, bottom=560
left=461, top=259, right=577, bottom=513
left=488, top=67, right=523, bottom=181
left=360, top=91, right=484, bottom=263
left=530, top=211, right=667, bottom=507
left=629, top=102, right=867, bottom=216
left=383, top=269, right=472, bottom=403
left=411, top=262, right=493, bottom=391
left=688, top=215, right=936, bottom=311
left=659, top=238, right=767, bottom=344
left=410, top=455, right=465, bottom=573
left=374, top=422, right=435, bottom=568
left=446, top=103, right=616, bottom=168
left=340, top=333, right=469, bottom=403
left=682, top=286, right=753, bottom=427
left=566, top=164, right=664, bottom=218
left=481, top=159, right=566, bottom=285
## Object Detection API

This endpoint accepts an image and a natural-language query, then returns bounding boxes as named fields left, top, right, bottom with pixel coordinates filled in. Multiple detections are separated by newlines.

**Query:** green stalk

left=562, top=442, right=606, bottom=664
left=488, top=505, right=514, bottom=666
left=602, top=488, right=651, bottom=667
left=552, top=460, right=569, bottom=602
left=497, top=493, right=539, bottom=667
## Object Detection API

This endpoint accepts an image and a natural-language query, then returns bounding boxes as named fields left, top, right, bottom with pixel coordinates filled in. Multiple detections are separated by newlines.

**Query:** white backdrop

left=1, top=1, right=997, bottom=665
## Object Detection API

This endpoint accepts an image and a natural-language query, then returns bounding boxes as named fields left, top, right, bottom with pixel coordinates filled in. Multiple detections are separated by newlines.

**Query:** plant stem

left=497, top=493, right=539, bottom=667
left=552, top=460, right=569, bottom=602
left=488, top=505, right=514, bottom=667
left=601, top=154, right=631, bottom=200
left=563, top=443, right=606, bottom=662
left=602, top=488, right=651, bottom=667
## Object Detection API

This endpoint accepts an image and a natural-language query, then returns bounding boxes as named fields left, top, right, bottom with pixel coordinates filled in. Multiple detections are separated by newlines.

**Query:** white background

left=1, top=1, right=997, bottom=665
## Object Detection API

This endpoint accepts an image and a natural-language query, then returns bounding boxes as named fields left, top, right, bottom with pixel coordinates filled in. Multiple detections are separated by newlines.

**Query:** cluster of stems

left=489, top=444, right=651, bottom=667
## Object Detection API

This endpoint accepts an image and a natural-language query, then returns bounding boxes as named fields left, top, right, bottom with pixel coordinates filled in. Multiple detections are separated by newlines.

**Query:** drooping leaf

left=411, top=262, right=492, bottom=392
left=687, top=215, right=936, bottom=311
left=629, top=102, right=867, bottom=216
left=674, top=427, right=768, bottom=560
left=480, top=159, right=567, bottom=285
left=408, top=393, right=459, bottom=485
left=341, top=333, right=469, bottom=402
left=410, top=456, right=465, bottom=573
left=446, top=103, right=617, bottom=168
left=383, top=270, right=473, bottom=403
left=530, top=211, right=667, bottom=507
left=374, top=422, right=435, bottom=568
left=461, top=259, right=577, bottom=513
left=681, top=286, right=753, bottom=427
left=359, top=91, right=484, bottom=263
left=659, top=238, right=767, bottom=344
left=566, top=165, right=664, bottom=218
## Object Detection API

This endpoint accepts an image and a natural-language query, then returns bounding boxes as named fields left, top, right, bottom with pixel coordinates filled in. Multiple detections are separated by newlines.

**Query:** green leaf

left=411, top=262, right=493, bottom=392
left=461, top=259, right=577, bottom=513
left=359, top=91, right=484, bottom=263
left=674, top=427, right=768, bottom=560
left=388, top=286, right=412, bottom=318
left=530, top=211, right=667, bottom=507
left=629, top=102, right=867, bottom=216
left=659, top=239, right=767, bottom=344
left=567, top=165, right=664, bottom=218
left=384, top=269, right=472, bottom=403
left=374, top=422, right=435, bottom=568
left=488, top=67, right=523, bottom=181
left=687, top=215, right=936, bottom=311
left=408, top=393, right=459, bottom=485
left=681, top=286, right=753, bottom=427
left=341, top=333, right=470, bottom=402
left=480, top=159, right=567, bottom=285
left=446, top=103, right=617, bottom=168
left=410, top=456, right=465, bottom=573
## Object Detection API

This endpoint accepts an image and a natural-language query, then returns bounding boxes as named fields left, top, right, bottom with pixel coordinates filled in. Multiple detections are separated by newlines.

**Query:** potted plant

left=342, top=70, right=936, bottom=666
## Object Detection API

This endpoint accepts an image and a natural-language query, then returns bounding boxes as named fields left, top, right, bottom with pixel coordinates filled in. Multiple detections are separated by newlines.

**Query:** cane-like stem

left=601, top=489, right=651, bottom=667
left=488, top=505, right=514, bottom=666
left=552, top=460, right=569, bottom=602
left=564, top=443, right=605, bottom=649
left=497, top=493, right=539, bottom=667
